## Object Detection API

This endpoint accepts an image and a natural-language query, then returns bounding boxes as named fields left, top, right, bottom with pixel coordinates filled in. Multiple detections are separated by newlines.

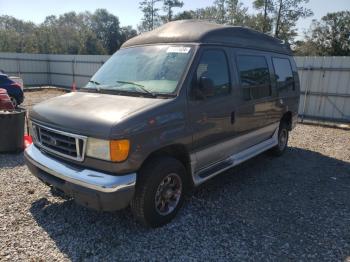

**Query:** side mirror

left=192, top=76, right=215, bottom=100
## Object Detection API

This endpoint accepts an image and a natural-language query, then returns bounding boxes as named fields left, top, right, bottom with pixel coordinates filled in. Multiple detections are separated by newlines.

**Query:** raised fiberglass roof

left=122, top=20, right=292, bottom=55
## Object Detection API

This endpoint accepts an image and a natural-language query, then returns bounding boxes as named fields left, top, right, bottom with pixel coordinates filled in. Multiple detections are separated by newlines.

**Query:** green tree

left=194, top=6, right=218, bottom=22
left=273, top=0, right=313, bottom=42
left=0, top=15, right=38, bottom=53
left=214, top=0, right=226, bottom=24
left=173, top=10, right=196, bottom=20
left=91, top=9, right=123, bottom=54
left=212, top=0, right=248, bottom=25
left=121, top=26, right=138, bottom=43
left=293, top=40, right=319, bottom=55
left=0, top=11, right=136, bottom=54
left=139, top=0, right=162, bottom=32
left=295, top=11, right=350, bottom=56
left=84, top=31, right=106, bottom=55
left=253, top=0, right=274, bottom=32
left=38, top=16, right=62, bottom=53
left=225, top=0, right=248, bottom=25
left=162, top=0, right=184, bottom=22
left=55, top=12, right=85, bottom=54
left=244, top=13, right=270, bottom=32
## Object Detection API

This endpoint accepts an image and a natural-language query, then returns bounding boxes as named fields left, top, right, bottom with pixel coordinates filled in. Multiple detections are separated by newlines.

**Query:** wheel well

left=281, top=111, right=292, bottom=130
left=142, top=144, right=192, bottom=182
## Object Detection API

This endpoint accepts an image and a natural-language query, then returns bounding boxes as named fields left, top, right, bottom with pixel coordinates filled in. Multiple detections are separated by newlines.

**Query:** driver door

left=188, top=48, right=234, bottom=172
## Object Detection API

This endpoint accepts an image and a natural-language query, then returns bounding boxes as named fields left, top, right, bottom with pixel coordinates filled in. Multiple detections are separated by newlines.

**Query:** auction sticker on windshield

left=166, top=46, right=191, bottom=53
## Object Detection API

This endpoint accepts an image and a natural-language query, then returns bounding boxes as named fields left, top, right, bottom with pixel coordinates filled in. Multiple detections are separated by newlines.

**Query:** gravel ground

left=22, top=88, right=67, bottom=109
left=1, top=89, right=350, bottom=261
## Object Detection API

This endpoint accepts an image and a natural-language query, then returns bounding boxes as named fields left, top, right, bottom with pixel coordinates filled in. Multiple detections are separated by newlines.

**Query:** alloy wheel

left=154, top=173, right=182, bottom=216
left=279, top=128, right=288, bottom=151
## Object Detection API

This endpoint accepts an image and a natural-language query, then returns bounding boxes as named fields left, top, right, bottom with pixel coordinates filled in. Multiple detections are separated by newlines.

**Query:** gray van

left=25, top=20, right=300, bottom=227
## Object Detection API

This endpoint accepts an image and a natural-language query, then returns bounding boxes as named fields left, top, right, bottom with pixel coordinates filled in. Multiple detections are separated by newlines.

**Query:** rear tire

left=131, top=156, right=187, bottom=227
left=270, top=121, right=289, bottom=156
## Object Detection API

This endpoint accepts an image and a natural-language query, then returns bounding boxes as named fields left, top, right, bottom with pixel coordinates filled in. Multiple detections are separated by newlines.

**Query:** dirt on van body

left=0, top=88, right=349, bottom=261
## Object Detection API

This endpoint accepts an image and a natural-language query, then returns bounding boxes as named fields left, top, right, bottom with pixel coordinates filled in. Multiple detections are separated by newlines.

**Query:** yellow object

left=110, top=140, right=130, bottom=162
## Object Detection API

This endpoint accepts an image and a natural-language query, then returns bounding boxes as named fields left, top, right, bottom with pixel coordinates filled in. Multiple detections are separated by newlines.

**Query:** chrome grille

left=32, top=122, right=87, bottom=162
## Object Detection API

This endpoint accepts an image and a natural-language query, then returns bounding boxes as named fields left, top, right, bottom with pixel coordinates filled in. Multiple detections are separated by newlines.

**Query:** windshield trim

left=79, top=87, right=176, bottom=98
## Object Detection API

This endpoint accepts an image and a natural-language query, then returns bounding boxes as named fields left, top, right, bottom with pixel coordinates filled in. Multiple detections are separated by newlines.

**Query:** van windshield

left=84, top=45, right=193, bottom=96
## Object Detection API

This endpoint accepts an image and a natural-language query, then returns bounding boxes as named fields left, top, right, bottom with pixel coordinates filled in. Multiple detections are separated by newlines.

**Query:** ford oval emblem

left=48, top=137, right=58, bottom=146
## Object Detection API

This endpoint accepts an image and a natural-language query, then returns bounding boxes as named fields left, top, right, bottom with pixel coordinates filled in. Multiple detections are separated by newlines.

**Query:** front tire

left=270, top=121, right=289, bottom=156
left=131, top=156, right=187, bottom=227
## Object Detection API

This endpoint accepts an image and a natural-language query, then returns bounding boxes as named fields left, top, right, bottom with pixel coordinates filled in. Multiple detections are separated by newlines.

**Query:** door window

left=194, top=50, right=230, bottom=98
left=237, top=55, right=271, bottom=100
left=272, top=57, right=294, bottom=91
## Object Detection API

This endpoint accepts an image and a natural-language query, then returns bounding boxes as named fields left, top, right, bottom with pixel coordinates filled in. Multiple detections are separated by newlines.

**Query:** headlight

left=86, top=138, right=130, bottom=162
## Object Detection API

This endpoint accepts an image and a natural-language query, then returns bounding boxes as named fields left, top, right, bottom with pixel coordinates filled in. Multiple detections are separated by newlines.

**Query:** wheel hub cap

left=279, top=129, right=287, bottom=150
left=155, top=173, right=182, bottom=216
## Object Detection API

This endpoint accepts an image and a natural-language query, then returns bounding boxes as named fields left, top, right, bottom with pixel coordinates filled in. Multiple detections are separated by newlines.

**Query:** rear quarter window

left=237, top=55, right=271, bottom=100
left=272, top=57, right=295, bottom=92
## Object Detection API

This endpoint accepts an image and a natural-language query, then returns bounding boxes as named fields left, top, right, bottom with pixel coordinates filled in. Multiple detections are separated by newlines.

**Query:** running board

left=192, top=128, right=279, bottom=186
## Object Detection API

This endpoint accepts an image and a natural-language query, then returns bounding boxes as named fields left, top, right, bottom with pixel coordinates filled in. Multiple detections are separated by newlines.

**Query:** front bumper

left=24, top=144, right=136, bottom=211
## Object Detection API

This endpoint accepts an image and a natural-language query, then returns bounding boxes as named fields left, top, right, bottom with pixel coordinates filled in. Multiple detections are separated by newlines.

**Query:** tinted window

left=195, top=50, right=230, bottom=98
left=237, top=55, right=271, bottom=100
left=272, top=58, right=294, bottom=91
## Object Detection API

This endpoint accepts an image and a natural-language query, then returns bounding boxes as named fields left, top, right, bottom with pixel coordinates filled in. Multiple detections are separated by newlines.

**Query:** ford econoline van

left=25, top=20, right=300, bottom=227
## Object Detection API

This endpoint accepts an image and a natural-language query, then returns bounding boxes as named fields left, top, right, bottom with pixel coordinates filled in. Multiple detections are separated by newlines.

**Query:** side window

left=194, top=50, right=230, bottom=98
left=237, top=55, right=271, bottom=100
left=272, top=57, right=294, bottom=91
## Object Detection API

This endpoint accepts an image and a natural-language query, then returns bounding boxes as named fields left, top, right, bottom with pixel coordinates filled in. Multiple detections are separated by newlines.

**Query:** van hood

left=30, top=91, right=168, bottom=138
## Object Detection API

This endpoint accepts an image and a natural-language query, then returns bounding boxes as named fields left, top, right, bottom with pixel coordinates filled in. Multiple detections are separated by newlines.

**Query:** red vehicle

left=0, top=88, right=15, bottom=110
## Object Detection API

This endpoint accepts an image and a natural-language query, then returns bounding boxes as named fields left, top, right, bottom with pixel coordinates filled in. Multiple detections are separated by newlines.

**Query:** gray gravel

left=1, top=90, right=350, bottom=261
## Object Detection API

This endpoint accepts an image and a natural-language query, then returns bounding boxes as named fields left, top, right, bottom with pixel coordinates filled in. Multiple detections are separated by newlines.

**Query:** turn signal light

left=110, top=140, right=130, bottom=162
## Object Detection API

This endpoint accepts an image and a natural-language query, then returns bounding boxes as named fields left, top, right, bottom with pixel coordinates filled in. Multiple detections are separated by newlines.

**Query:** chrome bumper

left=24, top=144, right=136, bottom=193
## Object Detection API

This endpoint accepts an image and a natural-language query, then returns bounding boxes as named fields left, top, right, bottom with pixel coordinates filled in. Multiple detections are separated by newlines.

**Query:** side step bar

left=192, top=128, right=279, bottom=186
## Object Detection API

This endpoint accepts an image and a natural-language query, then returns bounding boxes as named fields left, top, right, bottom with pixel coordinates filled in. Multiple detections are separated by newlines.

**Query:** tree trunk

left=168, top=10, right=171, bottom=21
left=151, top=0, right=154, bottom=30
left=263, top=0, right=268, bottom=32
left=275, top=0, right=283, bottom=37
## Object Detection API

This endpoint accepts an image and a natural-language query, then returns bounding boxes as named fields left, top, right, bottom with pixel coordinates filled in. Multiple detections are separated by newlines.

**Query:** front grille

left=32, top=122, right=87, bottom=162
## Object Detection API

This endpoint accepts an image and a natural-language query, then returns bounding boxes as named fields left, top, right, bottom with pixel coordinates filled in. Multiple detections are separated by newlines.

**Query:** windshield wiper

left=116, top=80, right=156, bottom=97
left=88, top=80, right=101, bottom=85
left=87, top=80, right=101, bottom=91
